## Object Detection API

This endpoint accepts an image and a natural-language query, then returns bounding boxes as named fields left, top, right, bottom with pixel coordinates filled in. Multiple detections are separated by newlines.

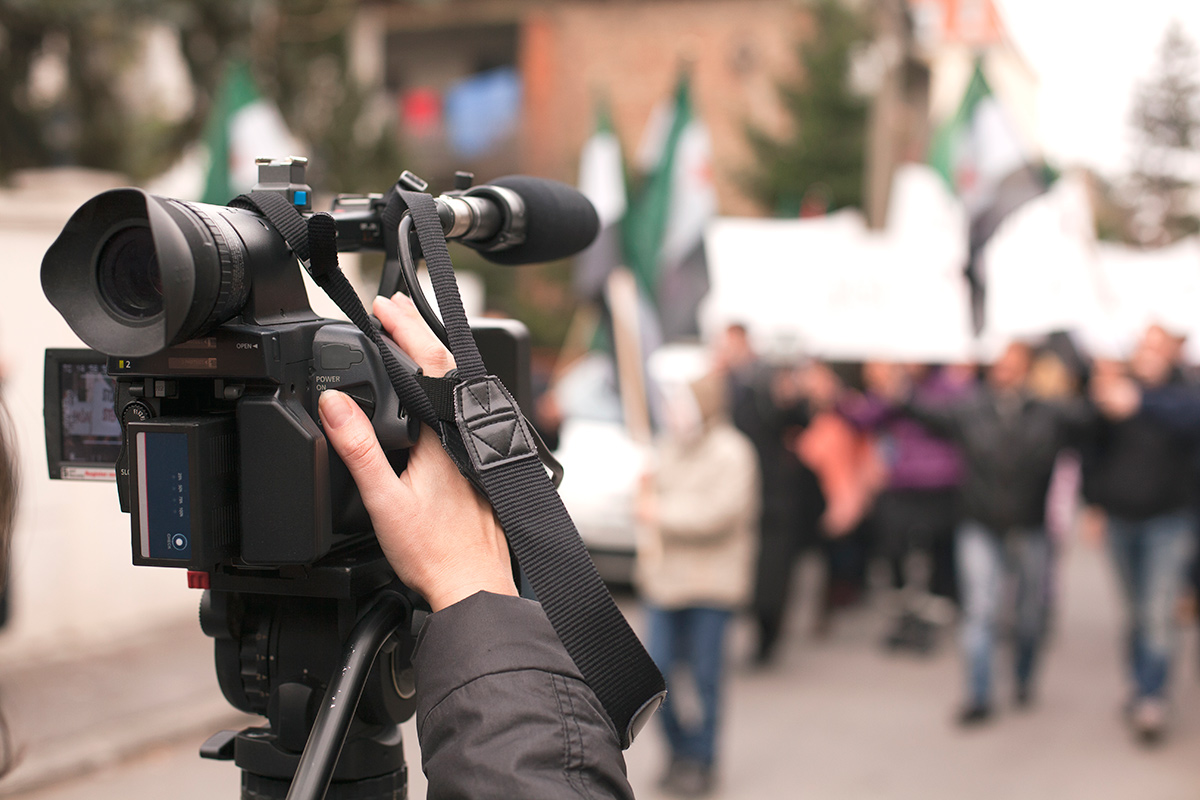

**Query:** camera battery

left=127, top=416, right=238, bottom=569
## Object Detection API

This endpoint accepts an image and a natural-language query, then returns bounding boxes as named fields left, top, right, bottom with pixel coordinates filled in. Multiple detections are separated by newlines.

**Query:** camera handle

left=394, top=213, right=450, bottom=350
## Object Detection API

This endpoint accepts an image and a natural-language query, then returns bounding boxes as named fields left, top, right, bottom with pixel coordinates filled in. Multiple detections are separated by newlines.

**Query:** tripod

left=197, top=542, right=420, bottom=800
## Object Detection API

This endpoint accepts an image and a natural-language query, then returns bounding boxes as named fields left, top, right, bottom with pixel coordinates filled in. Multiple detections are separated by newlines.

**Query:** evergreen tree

left=742, top=0, right=869, bottom=216
left=1128, top=20, right=1200, bottom=244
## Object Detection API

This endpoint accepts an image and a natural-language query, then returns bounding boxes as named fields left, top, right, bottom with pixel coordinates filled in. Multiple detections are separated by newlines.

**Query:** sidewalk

left=0, top=544, right=1196, bottom=799
left=0, top=616, right=255, bottom=797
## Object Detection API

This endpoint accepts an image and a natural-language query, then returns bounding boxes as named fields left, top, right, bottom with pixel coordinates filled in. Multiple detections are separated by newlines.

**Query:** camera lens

left=97, top=226, right=163, bottom=321
left=44, top=189, right=273, bottom=357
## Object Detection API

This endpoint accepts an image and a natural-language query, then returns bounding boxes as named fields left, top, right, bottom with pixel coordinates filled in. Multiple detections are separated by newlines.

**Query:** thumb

left=318, top=390, right=405, bottom=513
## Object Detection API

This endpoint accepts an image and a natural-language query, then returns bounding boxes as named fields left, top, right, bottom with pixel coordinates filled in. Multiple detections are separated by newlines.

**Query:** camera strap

left=231, top=189, right=665, bottom=749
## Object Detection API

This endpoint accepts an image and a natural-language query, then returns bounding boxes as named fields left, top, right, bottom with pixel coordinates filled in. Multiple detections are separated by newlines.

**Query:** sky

left=994, top=0, right=1200, bottom=177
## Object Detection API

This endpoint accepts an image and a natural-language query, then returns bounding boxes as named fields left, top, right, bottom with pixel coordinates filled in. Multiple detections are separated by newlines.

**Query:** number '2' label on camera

left=136, top=432, right=192, bottom=560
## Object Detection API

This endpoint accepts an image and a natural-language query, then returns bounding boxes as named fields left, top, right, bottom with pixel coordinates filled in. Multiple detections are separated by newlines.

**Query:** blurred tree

left=1088, top=172, right=1137, bottom=243
left=0, top=0, right=402, bottom=192
left=741, top=0, right=869, bottom=216
left=0, top=0, right=250, bottom=182
left=256, top=0, right=404, bottom=195
left=1127, top=20, right=1200, bottom=244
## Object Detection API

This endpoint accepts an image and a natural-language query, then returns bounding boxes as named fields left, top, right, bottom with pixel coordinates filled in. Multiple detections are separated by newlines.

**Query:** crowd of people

left=632, top=321, right=1200, bottom=797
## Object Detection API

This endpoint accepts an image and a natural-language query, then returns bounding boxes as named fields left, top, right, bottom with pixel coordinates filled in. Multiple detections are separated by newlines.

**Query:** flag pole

left=551, top=304, right=601, bottom=384
left=605, top=267, right=653, bottom=445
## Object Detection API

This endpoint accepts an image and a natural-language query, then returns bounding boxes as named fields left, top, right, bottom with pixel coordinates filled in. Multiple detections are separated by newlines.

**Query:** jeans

left=1106, top=510, right=1197, bottom=700
left=646, top=606, right=732, bottom=767
left=957, top=521, right=1051, bottom=707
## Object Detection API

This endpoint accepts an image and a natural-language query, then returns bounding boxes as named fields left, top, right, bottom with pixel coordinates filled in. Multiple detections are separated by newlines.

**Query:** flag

left=574, top=101, right=627, bottom=302
left=928, top=60, right=1050, bottom=334
left=572, top=100, right=662, bottom=436
left=928, top=61, right=1029, bottom=215
left=201, top=60, right=303, bottom=205
left=623, top=71, right=717, bottom=341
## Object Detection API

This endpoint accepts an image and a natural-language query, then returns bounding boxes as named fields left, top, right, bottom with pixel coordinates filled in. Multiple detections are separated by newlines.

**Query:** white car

left=553, top=346, right=712, bottom=584
left=552, top=354, right=647, bottom=584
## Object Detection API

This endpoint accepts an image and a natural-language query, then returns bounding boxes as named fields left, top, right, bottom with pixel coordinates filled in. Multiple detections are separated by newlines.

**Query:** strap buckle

left=454, top=377, right=538, bottom=472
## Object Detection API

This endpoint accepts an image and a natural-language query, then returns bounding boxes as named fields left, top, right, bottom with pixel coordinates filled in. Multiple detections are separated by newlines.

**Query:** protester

left=794, top=361, right=885, bottom=631
left=840, top=362, right=969, bottom=654
left=1088, top=324, right=1200, bottom=744
left=902, top=342, right=1090, bottom=725
left=636, top=370, right=759, bottom=797
left=716, top=324, right=817, bottom=664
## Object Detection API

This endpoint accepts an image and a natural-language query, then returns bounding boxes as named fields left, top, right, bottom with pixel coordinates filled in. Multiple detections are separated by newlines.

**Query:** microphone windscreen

left=477, top=176, right=600, bottom=265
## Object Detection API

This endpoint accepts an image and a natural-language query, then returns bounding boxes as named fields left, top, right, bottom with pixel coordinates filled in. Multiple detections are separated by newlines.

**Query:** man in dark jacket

left=1089, top=325, right=1199, bottom=744
left=905, top=342, right=1090, bottom=725
left=717, top=324, right=819, bottom=664
left=319, top=293, right=634, bottom=799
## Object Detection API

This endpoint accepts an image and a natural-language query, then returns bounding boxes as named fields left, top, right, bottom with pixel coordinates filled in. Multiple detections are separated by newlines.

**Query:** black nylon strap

left=231, top=192, right=310, bottom=263
left=401, top=193, right=666, bottom=747
left=415, top=374, right=457, bottom=422
left=396, top=190, right=487, bottom=379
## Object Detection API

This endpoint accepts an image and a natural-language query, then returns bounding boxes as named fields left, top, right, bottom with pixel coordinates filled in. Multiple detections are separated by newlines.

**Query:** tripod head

left=199, top=545, right=418, bottom=800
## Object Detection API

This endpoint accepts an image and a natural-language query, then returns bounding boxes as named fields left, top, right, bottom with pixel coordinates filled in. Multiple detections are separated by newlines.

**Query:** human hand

left=318, top=293, right=517, bottom=612
left=634, top=472, right=658, bottom=528
left=802, top=362, right=843, bottom=410
left=1091, top=371, right=1141, bottom=420
left=863, top=362, right=910, bottom=403
left=1078, top=505, right=1108, bottom=547
left=770, top=366, right=807, bottom=406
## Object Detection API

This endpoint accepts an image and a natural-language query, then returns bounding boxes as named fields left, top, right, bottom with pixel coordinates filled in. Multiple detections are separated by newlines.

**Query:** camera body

left=41, top=160, right=532, bottom=579
left=109, top=317, right=419, bottom=572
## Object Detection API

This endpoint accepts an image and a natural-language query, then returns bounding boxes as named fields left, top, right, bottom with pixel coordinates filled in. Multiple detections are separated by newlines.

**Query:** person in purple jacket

left=840, top=362, right=972, bottom=653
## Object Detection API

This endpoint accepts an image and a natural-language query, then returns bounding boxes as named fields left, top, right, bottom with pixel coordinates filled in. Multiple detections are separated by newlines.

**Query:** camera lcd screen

left=61, top=362, right=122, bottom=464
left=44, top=350, right=121, bottom=480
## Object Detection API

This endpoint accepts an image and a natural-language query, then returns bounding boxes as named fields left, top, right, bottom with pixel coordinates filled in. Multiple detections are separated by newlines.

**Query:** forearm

left=900, top=401, right=960, bottom=440
left=414, top=592, right=634, bottom=800
left=837, top=395, right=891, bottom=431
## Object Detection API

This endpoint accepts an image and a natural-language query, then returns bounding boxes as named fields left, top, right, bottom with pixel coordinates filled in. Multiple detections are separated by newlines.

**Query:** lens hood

left=42, top=189, right=234, bottom=357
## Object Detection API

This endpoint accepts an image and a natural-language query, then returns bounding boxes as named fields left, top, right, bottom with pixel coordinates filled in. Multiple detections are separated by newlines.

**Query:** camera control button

left=121, top=402, right=153, bottom=427
left=343, top=384, right=376, bottom=417
left=319, top=343, right=365, bottom=370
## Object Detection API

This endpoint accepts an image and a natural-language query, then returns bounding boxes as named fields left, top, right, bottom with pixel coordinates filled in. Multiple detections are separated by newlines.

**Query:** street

left=2, top=542, right=1198, bottom=800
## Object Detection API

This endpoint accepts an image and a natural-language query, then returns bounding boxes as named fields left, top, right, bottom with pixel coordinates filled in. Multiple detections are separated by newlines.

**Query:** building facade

left=356, top=0, right=810, bottom=216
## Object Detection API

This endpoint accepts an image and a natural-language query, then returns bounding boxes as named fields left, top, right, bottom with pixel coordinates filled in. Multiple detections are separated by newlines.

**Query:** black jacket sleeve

left=900, top=398, right=963, bottom=441
left=1140, top=384, right=1200, bottom=435
left=413, top=591, right=636, bottom=800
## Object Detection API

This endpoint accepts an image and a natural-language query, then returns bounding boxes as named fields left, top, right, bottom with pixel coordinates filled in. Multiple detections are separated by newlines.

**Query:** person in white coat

left=636, top=372, right=760, bottom=796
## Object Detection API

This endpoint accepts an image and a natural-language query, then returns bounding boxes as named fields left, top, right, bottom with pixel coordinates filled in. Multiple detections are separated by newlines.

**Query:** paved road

left=2, top=543, right=1198, bottom=799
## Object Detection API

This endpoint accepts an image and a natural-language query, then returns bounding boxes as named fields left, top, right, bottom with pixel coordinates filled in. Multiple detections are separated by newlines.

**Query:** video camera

left=39, top=158, right=599, bottom=799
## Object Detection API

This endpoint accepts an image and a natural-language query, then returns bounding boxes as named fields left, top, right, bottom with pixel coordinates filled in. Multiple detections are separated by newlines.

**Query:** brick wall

left=520, top=0, right=809, bottom=217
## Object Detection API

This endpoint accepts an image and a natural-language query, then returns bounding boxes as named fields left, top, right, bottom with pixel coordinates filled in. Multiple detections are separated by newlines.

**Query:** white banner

left=982, top=172, right=1200, bottom=360
left=703, top=167, right=974, bottom=363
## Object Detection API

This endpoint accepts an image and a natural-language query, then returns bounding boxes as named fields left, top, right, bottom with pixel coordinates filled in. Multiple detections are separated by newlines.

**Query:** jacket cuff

left=413, top=591, right=583, bottom=721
